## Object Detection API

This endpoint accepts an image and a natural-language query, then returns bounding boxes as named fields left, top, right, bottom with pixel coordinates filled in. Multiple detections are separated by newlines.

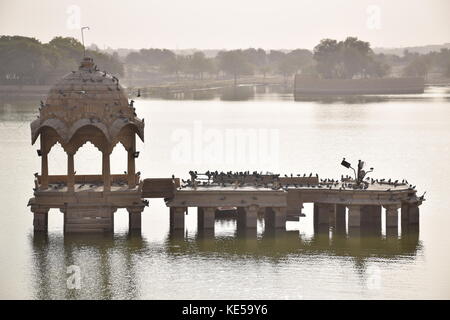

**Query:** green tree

left=403, top=56, right=430, bottom=78
left=0, top=36, right=123, bottom=84
left=313, top=37, right=385, bottom=79
left=217, top=50, right=253, bottom=85
left=162, top=55, right=189, bottom=82
left=277, top=55, right=297, bottom=82
left=189, top=51, right=211, bottom=79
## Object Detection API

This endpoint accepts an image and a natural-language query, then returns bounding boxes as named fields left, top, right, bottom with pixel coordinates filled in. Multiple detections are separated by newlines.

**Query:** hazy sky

left=1, top=0, right=449, bottom=50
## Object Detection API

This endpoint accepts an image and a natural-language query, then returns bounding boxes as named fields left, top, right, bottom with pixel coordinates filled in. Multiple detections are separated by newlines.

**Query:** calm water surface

left=1, top=87, right=450, bottom=299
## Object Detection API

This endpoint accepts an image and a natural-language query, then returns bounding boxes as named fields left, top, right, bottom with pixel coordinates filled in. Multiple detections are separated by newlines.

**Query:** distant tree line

left=0, top=36, right=123, bottom=85
left=123, top=37, right=450, bottom=83
left=125, top=47, right=315, bottom=84
left=401, top=48, right=450, bottom=78
left=1, top=35, right=449, bottom=85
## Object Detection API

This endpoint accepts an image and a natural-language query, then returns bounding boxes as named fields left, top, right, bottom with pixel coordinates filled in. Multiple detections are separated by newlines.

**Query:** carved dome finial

left=79, top=57, right=95, bottom=70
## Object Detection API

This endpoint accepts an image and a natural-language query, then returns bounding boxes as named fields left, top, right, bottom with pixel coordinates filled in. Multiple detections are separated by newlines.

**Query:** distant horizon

left=1, top=0, right=449, bottom=50
left=3, top=33, right=450, bottom=54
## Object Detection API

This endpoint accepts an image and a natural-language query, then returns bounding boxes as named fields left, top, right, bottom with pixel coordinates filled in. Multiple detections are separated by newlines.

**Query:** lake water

left=1, top=86, right=450, bottom=299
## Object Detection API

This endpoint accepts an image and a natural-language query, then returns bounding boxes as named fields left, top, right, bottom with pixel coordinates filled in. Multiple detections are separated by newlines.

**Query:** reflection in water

left=29, top=226, right=420, bottom=299
left=30, top=232, right=148, bottom=300
left=220, top=86, right=255, bottom=101
left=133, top=85, right=449, bottom=103
left=166, top=227, right=420, bottom=262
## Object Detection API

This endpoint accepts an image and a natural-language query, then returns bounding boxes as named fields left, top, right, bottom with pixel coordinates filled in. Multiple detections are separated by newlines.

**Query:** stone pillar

left=274, top=207, right=287, bottom=228
left=264, top=207, right=287, bottom=229
left=170, top=207, right=186, bottom=230
left=237, top=205, right=258, bottom=229
left=361, top=205, right=382, bottom=231
left=347, top=205, right=362, bottom=227
left=198, top=207, right=215, bottom=230
left=41, top=152, right=48, bottom=188
left=246, top=205, right=258, bottom=228
left=102, top=151, right=111, bottom=192
left=334, top=204, right=346, bottom=233
left=127, top=138, right=136, bottom=188
left=40, top=136, right=49, bottom=189
left=286, top=190, right=302, bottom=221
left=32, top=208, right=49, bottom=232
left=401, top=204, right=420, bottom=225
left=314, top=203, right=334, bottom=226
left=385, top=205, right=399, bottom=228
left=197, top=208, right=215, bottom=237
left=67, top=153, right=75, bottom=192
left=127, top=207, right=143, bottom=230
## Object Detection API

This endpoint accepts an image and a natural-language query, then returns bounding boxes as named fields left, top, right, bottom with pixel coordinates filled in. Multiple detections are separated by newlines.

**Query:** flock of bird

left=178, top=170, right=418, bottom=193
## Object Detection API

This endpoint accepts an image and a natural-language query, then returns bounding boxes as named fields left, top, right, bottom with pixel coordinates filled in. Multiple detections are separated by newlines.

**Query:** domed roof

left=31, top=57, right=144, bottom=145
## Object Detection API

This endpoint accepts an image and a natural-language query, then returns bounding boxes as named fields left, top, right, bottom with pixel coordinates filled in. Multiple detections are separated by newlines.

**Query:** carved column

left=314, top=203, right=334, bottom=226
left=384, top=205, right=400, bottom=228
left=32, top=207, right=49, bottom=232
left=237, top=205, right=258, bottom=229
left=274, top=207, right=287, bottom=228
left=127, top=207, right=144, bottom=230
left=401, top=204, right=420, bottom=225
left=197, top=207, right=215, bottom=230
left=40, top=136, right=49, bottom=189
left=361, top=205, right=382, bottom=232
left=335, top=204, right=346, bottom=233
left=264, top=207, right=275, bottom=229
left=127, top=137, right=136, bottom=188
left=102, top=150, right=111, bottom=192
left=347, top=205, right=362, bottom=227
left=245, top=205, right=258, bottom=228
left=170, top=207, right=186, bottom=230
left=67, top=152, right=75, bottom=192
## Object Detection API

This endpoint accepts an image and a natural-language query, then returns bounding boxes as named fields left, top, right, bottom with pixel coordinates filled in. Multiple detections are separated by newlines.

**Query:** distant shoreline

left=0, top=78, right=448, bottom=99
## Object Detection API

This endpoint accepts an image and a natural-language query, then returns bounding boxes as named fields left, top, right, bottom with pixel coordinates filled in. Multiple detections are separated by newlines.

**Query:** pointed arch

left=110, top=119, right=144, bottom=143
left=67, top=124, right=109, bottom=155
left=31, top=118, right=68, bottom=145
left=68, top=119, right=111, bottom=143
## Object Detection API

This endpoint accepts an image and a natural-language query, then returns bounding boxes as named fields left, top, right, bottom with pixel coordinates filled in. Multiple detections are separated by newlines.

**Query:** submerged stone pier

left=163, top=172, right=423, bottom=237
